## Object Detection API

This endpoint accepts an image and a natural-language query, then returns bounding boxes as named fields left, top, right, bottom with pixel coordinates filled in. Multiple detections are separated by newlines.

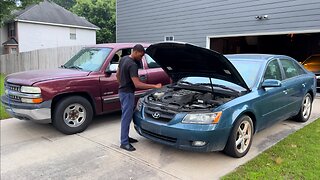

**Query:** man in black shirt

left=116, top=44, right=162, bottom=151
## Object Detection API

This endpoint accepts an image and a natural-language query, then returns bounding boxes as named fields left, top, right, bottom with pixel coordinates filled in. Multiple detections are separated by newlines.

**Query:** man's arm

left=131, top=77, right=161, bottom=89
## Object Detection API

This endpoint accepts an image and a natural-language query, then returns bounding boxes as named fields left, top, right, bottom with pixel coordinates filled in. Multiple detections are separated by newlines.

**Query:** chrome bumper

left=4, top=107, right=51, bottom=123
left=1, top=95, right=52, bottom=123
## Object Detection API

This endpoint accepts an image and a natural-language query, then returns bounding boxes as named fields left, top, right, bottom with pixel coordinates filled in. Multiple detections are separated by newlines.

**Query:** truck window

left=64, top=48, right=112, bottom=72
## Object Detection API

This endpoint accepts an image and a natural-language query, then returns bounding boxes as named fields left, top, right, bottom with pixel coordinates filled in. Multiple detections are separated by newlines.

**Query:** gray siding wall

left=117, top=0, right=320, bottom=47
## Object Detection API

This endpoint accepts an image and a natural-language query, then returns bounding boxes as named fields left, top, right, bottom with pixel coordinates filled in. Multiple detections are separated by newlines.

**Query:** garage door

left=208, top=32, right=320, bottom=62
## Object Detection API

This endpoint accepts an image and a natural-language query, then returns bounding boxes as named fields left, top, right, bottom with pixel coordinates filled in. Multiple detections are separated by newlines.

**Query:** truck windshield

left=63, top=48, right=112, bottom=72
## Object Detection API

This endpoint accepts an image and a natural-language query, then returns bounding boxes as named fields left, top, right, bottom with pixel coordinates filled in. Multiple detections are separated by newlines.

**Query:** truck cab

left=1, top=43, right=170, bottom=134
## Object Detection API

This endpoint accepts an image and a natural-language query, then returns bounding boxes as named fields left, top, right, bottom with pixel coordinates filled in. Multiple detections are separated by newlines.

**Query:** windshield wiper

left=60, top=65, right=67, bottom=68
left=67, top=65, right=83, bottom=70
left=178, top=81, right=194, bottom=86
left=196, top=83, right=239, bottom=93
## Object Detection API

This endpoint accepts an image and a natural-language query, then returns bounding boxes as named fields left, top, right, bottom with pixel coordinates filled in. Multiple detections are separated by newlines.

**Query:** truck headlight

left=182, top=112, right=222, bottom=124
left=21, top=86, right=41, bottom=94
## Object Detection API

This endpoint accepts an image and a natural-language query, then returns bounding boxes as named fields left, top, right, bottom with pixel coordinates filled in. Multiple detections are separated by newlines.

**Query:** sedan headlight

left=136, top=98, right=144, bottom=111
left=182, top=112, right=222, bottom=124
left=21, top=86, right=41, bottom=94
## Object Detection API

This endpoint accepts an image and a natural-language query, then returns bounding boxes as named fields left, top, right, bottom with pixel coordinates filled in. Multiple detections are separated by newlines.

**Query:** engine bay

left=145, top=86, right=237, bottom=111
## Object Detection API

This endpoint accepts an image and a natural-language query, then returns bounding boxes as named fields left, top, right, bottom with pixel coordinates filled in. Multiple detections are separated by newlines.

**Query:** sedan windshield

left=179, top=77, right=246, bottom=92
left=230, top=60, right=263, bottom=88
left=179, top=60, right=262, bottom=90
left=63, top=48, right=112, bottom=72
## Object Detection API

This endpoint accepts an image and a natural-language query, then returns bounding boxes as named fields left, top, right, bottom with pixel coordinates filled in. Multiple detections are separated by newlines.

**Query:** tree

left=71, top=0, right=116, bottom=43
left=0, top=0, right=42, bottom=27
left=51, top=0, right=76, bottom=10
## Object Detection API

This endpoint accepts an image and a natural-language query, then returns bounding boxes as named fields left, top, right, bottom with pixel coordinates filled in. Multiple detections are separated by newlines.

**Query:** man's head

left=131, top=44, right=145, bottom=61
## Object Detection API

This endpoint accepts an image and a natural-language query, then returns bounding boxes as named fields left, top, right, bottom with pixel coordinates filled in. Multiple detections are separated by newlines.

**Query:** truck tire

left=53, top=96, right=93, bottom=134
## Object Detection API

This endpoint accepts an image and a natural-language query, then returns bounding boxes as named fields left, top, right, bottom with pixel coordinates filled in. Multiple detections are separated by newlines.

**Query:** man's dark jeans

left=119, top=92, right=135, bottom=145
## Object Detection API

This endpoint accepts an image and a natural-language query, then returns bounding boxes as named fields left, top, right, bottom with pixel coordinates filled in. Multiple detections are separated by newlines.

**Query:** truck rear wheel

left=53, top=96, right=93, bottom=134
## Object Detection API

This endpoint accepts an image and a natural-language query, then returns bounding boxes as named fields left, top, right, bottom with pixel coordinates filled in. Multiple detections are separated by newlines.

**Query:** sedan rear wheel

left=224, top=115, right=253, bottom=158
left=293, top=93, right=312, bottom=122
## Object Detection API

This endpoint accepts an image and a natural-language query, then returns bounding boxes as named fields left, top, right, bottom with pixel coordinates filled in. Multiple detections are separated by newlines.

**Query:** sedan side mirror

left=261, top=79, right=282, bottom=88
left=106, top=64, right=118, bottom=74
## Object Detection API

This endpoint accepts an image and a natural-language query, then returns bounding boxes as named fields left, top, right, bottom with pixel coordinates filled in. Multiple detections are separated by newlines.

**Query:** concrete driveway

left=1, top=95, right=320, bottom=180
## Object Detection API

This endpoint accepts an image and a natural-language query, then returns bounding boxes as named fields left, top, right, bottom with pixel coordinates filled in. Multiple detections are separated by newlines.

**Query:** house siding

left=117, top=0, right=320, bottom=47
left=0, top=25, right=8, bottom=54
left=17, top=22, right=96, bottom=52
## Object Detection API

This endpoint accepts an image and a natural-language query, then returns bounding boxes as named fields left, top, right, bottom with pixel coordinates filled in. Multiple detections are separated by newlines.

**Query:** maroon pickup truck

left=1, top=43, right=170, bottom=134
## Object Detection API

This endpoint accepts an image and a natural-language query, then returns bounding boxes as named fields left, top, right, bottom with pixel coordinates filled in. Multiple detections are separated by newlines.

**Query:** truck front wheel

left=53, top=96, right=93, bottom=134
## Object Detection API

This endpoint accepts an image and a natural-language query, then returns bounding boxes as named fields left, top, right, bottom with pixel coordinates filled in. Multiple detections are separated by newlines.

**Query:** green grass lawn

left=223, top=118, right=320, bottom=179
left=0, top=73, right=11, bottom=120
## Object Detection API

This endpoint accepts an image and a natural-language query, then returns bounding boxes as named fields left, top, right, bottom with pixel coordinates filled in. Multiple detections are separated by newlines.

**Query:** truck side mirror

left=106, top=64, right=118, bottom=74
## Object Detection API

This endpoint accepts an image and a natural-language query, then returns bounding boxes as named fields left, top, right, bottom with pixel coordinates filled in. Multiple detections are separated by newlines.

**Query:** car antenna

left=209, top=77, right=215, bottom=94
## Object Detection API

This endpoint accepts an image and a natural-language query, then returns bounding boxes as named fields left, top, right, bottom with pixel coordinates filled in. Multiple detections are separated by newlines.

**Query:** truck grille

left=144, top=106, right=176, bottom=123
left=6, top=84, right=21, bottom=92
left=4, top=83, right=22, bottom=102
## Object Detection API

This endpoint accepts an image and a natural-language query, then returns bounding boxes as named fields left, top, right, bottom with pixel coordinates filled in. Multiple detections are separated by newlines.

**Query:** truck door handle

left=139, top=75, right=147, bottom=81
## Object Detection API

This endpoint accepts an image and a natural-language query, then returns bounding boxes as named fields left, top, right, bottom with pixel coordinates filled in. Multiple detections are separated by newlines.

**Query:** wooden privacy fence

left=0, top=45, right=84, bottom=75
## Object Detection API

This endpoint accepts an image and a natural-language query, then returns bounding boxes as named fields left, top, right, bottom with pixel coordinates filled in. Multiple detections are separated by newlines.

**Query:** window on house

left=10, top=48, right=17, bottom=54
left=8, top=23, right=15, bottom=37
left=164, top=36, right=174, bottom=41
left=70, top=28, right=76, bottom=40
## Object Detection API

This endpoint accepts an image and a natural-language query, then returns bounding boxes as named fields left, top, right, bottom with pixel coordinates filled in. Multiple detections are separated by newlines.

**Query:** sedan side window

left=145, top=54, right=160, bottom=68
left=264, top=60, right=282, bottom=81
left=280, top=59, right=300, bottom=79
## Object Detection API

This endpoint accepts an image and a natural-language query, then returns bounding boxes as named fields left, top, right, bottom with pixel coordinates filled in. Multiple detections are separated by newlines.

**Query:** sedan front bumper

left=1, top=95, right=52, bottom=123
left=133, top=111, right=231, bottom=152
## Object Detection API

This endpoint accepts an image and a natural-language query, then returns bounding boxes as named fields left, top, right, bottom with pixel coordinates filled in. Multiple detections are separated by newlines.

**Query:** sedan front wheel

left=224, top=115, right=254, bottom=158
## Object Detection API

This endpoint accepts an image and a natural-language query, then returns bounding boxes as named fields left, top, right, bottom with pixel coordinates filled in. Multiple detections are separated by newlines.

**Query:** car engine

left=146, top=87, right=235, bottom=111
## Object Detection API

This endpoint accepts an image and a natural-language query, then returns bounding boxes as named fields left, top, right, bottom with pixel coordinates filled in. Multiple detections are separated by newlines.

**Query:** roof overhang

left=15, top=19, right=100, bottom=30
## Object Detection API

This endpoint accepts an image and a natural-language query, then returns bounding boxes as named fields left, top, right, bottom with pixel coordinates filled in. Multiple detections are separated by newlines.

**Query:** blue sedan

left=133, top=42, right=317, bottom=158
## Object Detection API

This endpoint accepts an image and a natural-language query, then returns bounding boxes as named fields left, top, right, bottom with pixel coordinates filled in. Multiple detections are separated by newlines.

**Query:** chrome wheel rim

left=302, top=95, right=311, bottom=119
left=63, top=103, right=86, bottom=128
left=235, top=118, right=252, bottom=154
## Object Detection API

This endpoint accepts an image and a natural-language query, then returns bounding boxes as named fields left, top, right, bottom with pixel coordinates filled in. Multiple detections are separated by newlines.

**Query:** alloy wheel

left=302, top=95, right=312, bottom=119
left=235, top=119, right=252, bottom=154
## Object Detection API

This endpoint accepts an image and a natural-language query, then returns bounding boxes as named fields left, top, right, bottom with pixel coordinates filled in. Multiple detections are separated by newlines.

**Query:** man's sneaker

left=129, top=137, right=138, bottom=143
left=120, top=144, right=136, bottom=151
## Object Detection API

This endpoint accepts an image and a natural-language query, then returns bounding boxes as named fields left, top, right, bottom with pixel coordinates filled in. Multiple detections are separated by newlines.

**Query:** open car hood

left=146, top=42, right=250, bottom=90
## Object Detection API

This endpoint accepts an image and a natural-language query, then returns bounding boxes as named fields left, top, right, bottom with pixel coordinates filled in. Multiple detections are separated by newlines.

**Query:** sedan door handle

left=283, top=90, right=288, bottom=95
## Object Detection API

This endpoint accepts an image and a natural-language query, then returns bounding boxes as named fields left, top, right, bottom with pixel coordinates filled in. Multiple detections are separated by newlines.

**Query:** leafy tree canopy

left=1, top=0, right=116, bottom=43
left=71, top=0, right=116, bottom=43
